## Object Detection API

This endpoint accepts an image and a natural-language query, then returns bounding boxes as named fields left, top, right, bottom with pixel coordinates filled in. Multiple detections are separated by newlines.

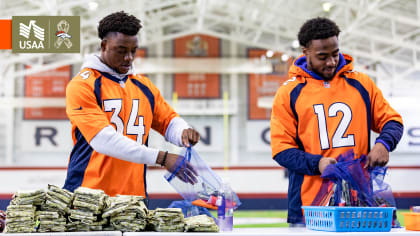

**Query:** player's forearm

left=90, top=125, right=159, bottom=165
left=375, top=120, right=403, bottom=152
left=273, top=148, right=323, bottom=175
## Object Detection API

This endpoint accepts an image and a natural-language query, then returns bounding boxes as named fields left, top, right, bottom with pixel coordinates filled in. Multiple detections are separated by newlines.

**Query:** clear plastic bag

left=164, top=147, right=241, bottom=209
left=168, top=200, right=215, bottom=220
left=370, top=167, right=400, bottom=227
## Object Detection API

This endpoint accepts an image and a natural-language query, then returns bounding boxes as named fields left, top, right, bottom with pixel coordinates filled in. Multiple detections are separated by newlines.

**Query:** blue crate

left=302, top=206, right=394, bottom=232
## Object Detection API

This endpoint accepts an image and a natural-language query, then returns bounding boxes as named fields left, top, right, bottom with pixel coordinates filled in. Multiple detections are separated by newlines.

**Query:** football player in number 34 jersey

left=270, top=17, right=403, bottom=225
left=64, top=11, right=200, bottom=198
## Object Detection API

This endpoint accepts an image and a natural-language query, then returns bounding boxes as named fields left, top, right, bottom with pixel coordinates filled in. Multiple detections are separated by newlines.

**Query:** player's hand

left=181, top=128, right=200, bottom=147
left=318, top=157, right=337, bottom=174
left=157, top=151, right=198, bottom=184
left=365, top=142, right=389, bottom=168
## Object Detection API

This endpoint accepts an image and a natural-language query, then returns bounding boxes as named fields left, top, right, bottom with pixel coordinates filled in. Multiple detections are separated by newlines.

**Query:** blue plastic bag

left=319, top=150, right=400, bottom=227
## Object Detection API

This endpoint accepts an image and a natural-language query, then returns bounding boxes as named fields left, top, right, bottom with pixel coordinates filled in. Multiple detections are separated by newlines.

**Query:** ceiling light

left=292, top=40, right=299, bottom=49
left=322, top=2, right=333, bottom=12
left=266, top=50, right=274, bottom=58
left=281, top=54, right=289, bottom=62
left=251, top=9, right=259, bottom=20
left=89, top=1, right=98, bottom=11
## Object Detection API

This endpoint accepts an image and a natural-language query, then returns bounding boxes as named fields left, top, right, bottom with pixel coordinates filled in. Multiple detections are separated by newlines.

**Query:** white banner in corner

left=147, top=116, right=225, bottom=152
left=246, top=121, right=271, bottom=152
left=20, top=121, right=73, bottom=152
left=392, top=107, right=420, bottom=153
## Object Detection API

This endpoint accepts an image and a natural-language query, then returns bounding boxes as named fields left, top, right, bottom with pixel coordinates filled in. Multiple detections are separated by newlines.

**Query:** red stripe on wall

left=0, top=166, right=420, bottom=171
left=0, top=167, right=67, bottom=171
left=212, top=166, right=420, bottom=170
left=146, top=193, right=289, bottom=199
left=237, top=193, right=289, bottom=199
left=124, top=192, right=420, bottom=199
left=0, top=192, right=418, bottom=200
left=146, top=166, right=287, bottom=170
left=388, top=166, right=420, bottom=169
left=393, top=192, right=420, bottom=198
left=0, top=194, right=13, bottom=198
left=148, top=193, right=183, bottom=199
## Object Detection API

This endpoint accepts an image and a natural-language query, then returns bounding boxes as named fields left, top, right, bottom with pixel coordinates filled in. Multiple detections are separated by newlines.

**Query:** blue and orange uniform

left=270, top=53, right=403, bottom=223
left=64, top=65, right=178, bottom=197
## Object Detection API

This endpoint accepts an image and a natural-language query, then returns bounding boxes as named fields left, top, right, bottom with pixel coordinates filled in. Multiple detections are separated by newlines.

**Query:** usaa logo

left=18, top=20, right=45, bottom=49
left=12, top=16, right=80, bottom=53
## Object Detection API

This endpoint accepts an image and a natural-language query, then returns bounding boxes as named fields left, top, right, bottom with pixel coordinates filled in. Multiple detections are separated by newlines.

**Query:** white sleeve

left=90, top=125, right=159, bottom=165
left=164, top=117, right=191, bottom=147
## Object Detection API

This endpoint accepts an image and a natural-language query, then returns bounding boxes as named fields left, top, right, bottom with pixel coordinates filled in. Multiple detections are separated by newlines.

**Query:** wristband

left=161, top=151, right=168, bottom=166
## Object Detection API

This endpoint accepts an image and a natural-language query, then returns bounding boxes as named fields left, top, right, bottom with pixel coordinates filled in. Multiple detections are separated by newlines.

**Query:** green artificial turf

left=234, top=222, right=290, bottom=228
left=396, top=209, right=409, bottom=226
left=233, top=210, right=289, bottom=228
left=233, top=210, right=288, bottom=218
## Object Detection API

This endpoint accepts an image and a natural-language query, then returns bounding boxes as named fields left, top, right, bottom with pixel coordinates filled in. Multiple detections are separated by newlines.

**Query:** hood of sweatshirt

left=288, top=53, right=354, bottom=80
left=81, top=54, right=135, bottom=80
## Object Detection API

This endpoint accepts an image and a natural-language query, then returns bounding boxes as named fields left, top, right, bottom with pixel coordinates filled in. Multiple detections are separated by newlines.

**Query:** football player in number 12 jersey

left=270, top=17, right=403, bottom=225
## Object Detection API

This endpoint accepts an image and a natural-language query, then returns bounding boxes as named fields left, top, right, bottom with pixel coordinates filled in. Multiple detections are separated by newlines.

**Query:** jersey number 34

left=313, top=102, right=355, bottom=149
left=103, top=99, right=145, bottom=143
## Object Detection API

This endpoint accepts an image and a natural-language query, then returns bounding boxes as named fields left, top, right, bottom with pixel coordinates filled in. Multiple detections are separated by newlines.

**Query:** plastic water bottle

left=217, top=182, right=234, bottom=231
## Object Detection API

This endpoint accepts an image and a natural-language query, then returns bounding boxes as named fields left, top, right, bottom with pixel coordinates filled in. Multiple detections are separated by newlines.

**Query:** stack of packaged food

left=148, top=208, right=185, bottom=232
left=35, top=184, right=73, bottom=232
left=10, top=189, right=45, bottom=206
left=185, top=215, right=219, bottom=232
left=35, top=211, right=66, bottom=232
left=102, top=195, right=148, bottom=231
left=4, top=204, right=36, bottom=233
left=42, top=184, right=73, bottom=214
left=5, top=189, right=46, bottom=233
left=67, top=187, right=108, bottom=231
left=2, top=185, right=223, bottom=233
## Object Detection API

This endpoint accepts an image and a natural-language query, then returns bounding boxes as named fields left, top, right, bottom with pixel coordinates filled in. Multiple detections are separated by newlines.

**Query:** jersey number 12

left=313, top=103, right=355, bottom=149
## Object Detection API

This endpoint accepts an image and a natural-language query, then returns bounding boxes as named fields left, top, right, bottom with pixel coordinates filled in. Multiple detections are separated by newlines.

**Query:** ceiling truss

left=1, top=0, right=420, bottom=92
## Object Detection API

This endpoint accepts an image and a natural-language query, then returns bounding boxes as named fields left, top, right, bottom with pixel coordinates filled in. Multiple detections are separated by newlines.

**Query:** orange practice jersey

left=64, top=68, right=178, bottom=197
left=271, top=53, right=403, bottom=207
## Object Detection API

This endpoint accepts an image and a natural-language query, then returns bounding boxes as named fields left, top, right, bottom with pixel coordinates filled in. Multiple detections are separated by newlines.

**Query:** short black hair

left=98, top=11, right=142, bottom=39
left=298, top=17, right=340, bottom=47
